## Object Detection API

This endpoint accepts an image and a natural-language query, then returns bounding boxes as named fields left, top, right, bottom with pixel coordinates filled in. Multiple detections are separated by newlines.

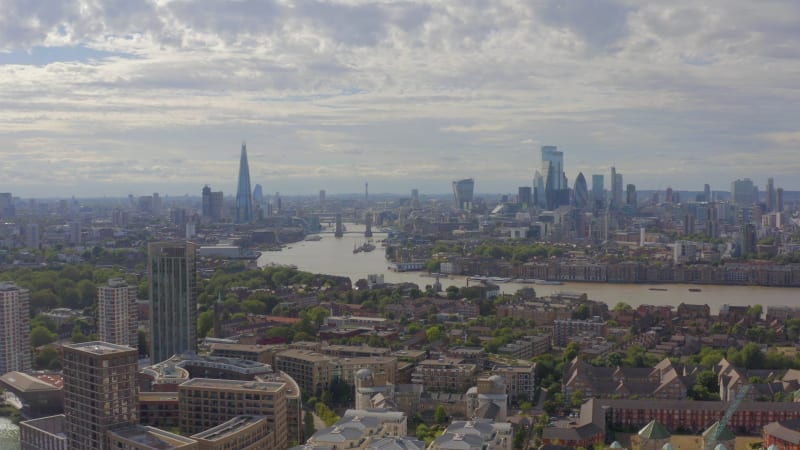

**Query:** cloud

left=0, top=0, right=798, bottom=196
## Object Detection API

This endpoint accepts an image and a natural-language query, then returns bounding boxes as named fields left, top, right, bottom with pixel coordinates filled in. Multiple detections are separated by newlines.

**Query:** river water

left=257, top=227, right=799, bottom=314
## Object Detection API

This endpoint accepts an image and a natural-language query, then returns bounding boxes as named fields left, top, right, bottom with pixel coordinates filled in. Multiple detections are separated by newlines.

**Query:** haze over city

left=1, top=1, right=799, bottom=197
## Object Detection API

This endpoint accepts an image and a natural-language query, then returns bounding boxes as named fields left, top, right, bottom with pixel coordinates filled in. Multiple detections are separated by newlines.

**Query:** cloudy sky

left=1, top=0, right=799, bottom=197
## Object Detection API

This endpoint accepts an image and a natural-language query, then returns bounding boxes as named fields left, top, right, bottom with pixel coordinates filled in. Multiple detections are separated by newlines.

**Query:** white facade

left=0, top=282, right=31, bottom=374
left=97, top=278, right=138, bottom=347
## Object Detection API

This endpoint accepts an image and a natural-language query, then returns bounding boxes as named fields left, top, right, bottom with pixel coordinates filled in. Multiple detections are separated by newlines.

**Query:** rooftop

left=180, top=378, right=285, bottom=392
left=191, top=415, right=267, bottom=441
left=65, top=341, right=137, bottom=356
left=108, top=425, right=196, bottom=449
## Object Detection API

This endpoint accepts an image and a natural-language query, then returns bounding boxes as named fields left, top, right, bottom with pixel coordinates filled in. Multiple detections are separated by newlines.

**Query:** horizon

left=2, top=1, right=799, bottom=197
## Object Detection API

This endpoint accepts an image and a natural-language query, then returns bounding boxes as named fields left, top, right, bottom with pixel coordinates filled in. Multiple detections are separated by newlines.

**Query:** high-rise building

left=665, top=187, right=674, bottom=203
left=704, top=184, right=711, bottom=203
left=452, top=178, right=475, bottom=211
left=149, top=241, right=198, bottom=363
left=25, top=223, right=40, bottom=249
left=541, top=146, right=569, bottom=209
left=573, top=173, right=588, bottom=209
left=0, top=193, right=14, bottom=218
left=731, top=178, right=756, bottom=206
left=319, top=189, right=326, bottom=205
left=69, top=221, right=81, bottom=245
left=777, top=188, right=784, bottom=212
left=533, top=171, right=545, bottom=208
left=0, top=282, right=31, bottom=374
left=235, top=143, right=254, bottom=223
left=591, top=174, right=604, bottom=208
left=626, top=184, right=637, bottom=208
left=610, top=167, right=623, bottom=208
left=766, top=177, right=776, bottom=212
left=98, top=278, right=138, bottom=347
left=201, top=185, right=224, bottom=220
left=411, top=189, right=419, bottom=209
left=63, top=342, right=138, bottom=450
left=518, top=186, right=532, bottom=208
left=253, top=183, right=264, bottom=206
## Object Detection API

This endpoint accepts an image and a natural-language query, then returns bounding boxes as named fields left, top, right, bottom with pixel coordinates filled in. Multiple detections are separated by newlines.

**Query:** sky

left=0, top=0, right=799, bottom=198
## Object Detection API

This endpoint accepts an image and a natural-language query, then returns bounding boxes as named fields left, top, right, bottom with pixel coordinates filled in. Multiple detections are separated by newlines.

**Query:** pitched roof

left=638, top=420, right=670, bottom=440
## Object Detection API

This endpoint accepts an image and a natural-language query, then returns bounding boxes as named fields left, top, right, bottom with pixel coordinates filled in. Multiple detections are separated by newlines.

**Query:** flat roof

left=1, top=372, right=62, bottom=392
left=109, top=425, right=196, bottom=449
left=180, top=378, right=285, bottom=392
left=65, top=341, right=137, bottom=355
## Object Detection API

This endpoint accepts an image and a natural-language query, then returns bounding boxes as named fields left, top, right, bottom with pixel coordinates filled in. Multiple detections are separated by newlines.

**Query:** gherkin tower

left=235, top=142, right=253, bottom=223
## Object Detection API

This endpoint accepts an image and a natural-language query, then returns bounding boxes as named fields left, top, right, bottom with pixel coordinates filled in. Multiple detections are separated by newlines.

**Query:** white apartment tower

left=0, top=282, right=32, bottom=374
left=98, top=278, right=139, bottom=347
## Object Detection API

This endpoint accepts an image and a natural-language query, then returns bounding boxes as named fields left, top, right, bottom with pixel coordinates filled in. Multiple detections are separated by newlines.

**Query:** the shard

left=235, top=142, right=254, bottom=223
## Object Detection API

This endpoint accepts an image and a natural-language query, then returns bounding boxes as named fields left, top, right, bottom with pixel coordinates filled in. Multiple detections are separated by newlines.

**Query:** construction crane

left=704, top=384, right=752, bottom=450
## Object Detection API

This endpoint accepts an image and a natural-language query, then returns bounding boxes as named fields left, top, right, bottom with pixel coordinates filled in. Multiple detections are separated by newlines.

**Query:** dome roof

left=609, top=442, right=623, bottom=448
left=488, top=375, right=505, bottom=387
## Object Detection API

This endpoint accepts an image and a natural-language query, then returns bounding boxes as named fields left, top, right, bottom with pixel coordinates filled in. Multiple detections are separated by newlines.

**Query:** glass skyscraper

left=148, top=241, right=197, bottom=363
left=236, top=142, right=254, bottom=223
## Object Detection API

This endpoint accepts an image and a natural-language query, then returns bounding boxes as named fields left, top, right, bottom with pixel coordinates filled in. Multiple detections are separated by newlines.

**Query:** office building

left=252, top=183, right=264, bottom=206
left=533, top=171, right=545, bottom=208
left=411, top=188, right=419, bottom=208
left=777, top=187, right=784, bottom=212
left=591, top=174, right=604, bottom=208
left=0, top=192, right=14, bottom=218
left=149, top=241, right=198, bottom=363
left=63, top=342, right=138, bottom=450
left=610, top=167, right=623, bottom=208
left=541, top=146, right=569, bottom=209
left=766, top=177, right=775, bottom=212
left=0, top=282, right=31, bottom=374
left=69, top=221, right=81, bottom=245
left=178, top=378, right=288, bottom=449
left=235, top=142, right=254, bottom=223
left=25, top=223, right=40, bottom=249
left=98, top=278, right=138, bottom=347
left=704, top=183, right=711, bottom=202
left=201, top=185, right=224, bottom=220
left=319, top=189, right=326, bottom=204
left=452, top=178, right=475, bottom=211
left=731, top=178, right=757, bottom=206
left=573, top=173, right=588, bottom=209
left=626, top=184, right=637, bottom=208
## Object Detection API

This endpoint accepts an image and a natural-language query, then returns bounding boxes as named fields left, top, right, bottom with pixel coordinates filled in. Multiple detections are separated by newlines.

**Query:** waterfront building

left=573, top=173, right=588, bottom=209
left=235, top=142, right=254, bottom=223
left=63, top=342, right=138, bottom=450
left=149, top=241, right=198, bottom=363
left=453, top=178, right=475, bottom=211
left=553, top=318, right=607, bottom=347
left=0, top=281, right=31, bottom=374
left=98, top=278, right=138, bottom=347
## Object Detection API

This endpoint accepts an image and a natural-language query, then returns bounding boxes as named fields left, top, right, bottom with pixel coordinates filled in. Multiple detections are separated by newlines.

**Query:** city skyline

left=1, top=1, right=799, bottom=196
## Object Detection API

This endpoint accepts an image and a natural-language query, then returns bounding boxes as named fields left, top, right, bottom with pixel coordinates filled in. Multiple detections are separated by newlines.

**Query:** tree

left=572, top=304, right=590, bottom=320
left=435, top=405, right=448, bottom=424
left=303, top=410, right=316, bottom=439
left=197, top=310, right=215, bottom=338
left=31, top=326, right=57, bottom=348
left=613, top=302, right=633, bottom=313
left=426, top=326, right=444, bottom=343
left=34, top=346, right=61, bottom=370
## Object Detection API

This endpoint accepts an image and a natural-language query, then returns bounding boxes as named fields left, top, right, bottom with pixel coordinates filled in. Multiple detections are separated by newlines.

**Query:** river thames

left=258, top=228, right=799, bottom=314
